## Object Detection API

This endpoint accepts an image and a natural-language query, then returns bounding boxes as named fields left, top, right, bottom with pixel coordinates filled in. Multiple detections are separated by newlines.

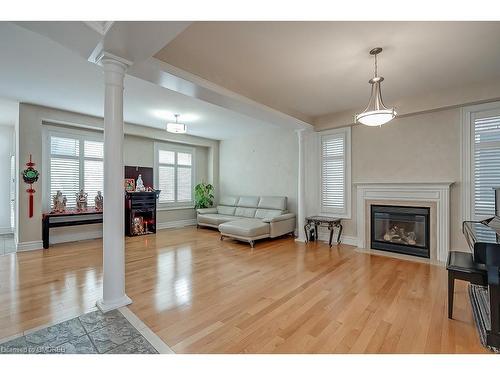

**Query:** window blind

left=473, top=113, right=500, bottom=217
left=321, top=133, right=346, bottom=213
left=158, top=165, right=175, bottom=203
left=48, top=133, right=103, bottom=209
left=157, top=147, right=194, bottom=205
left=50, top=136, right=80, bottom=207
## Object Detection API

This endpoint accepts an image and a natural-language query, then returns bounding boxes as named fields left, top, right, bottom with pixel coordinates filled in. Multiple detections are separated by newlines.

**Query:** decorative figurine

left=22, top=154, right=39, bottom=218
left=135, top=174, right=145, bottom=192
left=94, top=191, right=103, bottom=211
left=132, top=216, right=144, bottom=235
left=75, top=189, right=88, bottom=211
left=52, top=190, right=67, bottom=213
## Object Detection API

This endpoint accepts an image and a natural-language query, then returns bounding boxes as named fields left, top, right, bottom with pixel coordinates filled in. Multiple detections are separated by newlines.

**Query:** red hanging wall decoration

left=22, top=154, right=39, bottom=218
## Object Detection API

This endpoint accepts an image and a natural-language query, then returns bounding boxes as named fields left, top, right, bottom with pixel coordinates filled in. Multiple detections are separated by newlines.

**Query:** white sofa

left=196, top=196, right=296, bottom=247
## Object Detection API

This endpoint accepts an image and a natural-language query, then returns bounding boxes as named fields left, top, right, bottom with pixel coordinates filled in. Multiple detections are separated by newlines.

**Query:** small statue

left=132, top=216, right=144, bottom=235
left=94, top=191, right=103, bottom=211
left=52, top=190, right=67, bottom=213
left=135, top=174, right=145, bottom=192
left=75, top=189, right=88, bottom=211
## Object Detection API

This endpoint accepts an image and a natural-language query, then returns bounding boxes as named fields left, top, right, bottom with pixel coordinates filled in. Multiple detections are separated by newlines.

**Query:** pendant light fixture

left=166, top=114, right=187, bottom=134
left=355, top=47, right=397, bottom=127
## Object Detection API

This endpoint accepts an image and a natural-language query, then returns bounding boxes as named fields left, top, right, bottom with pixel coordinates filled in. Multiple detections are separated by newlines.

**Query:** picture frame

left=124, top=178, right=135, bottom=192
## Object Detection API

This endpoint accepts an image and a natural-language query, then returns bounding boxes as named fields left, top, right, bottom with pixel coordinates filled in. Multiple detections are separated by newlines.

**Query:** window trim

left=318, top=126, right=351, bottom=219
left=461, top=101, right=500, bottom=221
left=42, top=125, right=103, bottom=212
left=154, top=142, right=196, bottom=209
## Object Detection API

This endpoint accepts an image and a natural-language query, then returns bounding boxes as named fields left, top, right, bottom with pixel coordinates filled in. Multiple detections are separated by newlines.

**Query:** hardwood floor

left=0, top=227, right=487, bottom=353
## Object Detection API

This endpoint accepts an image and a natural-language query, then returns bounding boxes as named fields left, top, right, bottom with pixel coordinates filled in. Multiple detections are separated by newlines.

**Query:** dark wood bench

left=446, top=251, right=487, bottom=319
left=42, top=209, right=103, bottom=249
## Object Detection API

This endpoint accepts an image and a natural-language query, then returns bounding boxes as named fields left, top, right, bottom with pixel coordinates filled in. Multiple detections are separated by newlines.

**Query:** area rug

left=468, top=284, right=499, bottom=353
left=0, top=309, right=159, bottom=354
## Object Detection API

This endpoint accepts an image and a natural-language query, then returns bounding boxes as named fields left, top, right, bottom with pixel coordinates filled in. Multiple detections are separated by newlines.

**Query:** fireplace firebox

left=370, top=205, right=430, bottom=258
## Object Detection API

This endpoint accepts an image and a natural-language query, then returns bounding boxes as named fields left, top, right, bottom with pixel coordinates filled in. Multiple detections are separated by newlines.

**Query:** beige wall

left=16, top=103, right=218, bottom=246
left=219, top=129, right=298, bottom=214
left=308, top=108, right=467, bottom=251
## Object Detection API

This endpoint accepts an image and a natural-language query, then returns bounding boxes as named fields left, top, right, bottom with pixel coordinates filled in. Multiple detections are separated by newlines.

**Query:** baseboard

left=317, top=231, right=358, bottom=246
left=16, top=220, right=197, bottom=250
left=156, top=219, right=197, bottom=230
left=0, top=227, right=13, bottom=235
left=16, top=240, right=43, bottom=252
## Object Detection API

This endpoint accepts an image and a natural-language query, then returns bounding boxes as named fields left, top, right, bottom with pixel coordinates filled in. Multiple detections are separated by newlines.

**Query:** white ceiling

left=0, top=22, right=281, bottom=140
left=156, top=21, right=500, bottom=121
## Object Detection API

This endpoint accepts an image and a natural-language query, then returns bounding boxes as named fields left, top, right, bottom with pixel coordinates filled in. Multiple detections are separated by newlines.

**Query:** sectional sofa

left=196, top=196, right=296, bottom=247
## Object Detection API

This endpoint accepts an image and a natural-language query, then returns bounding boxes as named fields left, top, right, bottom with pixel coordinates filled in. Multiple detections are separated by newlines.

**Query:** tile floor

left=0, top=233, right=15, bottom=256
left=0, top=309, right=158, bottom=354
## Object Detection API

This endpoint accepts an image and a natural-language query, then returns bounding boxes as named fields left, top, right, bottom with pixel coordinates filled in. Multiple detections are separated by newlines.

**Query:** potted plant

left=194, top=182, right=215, bottom=209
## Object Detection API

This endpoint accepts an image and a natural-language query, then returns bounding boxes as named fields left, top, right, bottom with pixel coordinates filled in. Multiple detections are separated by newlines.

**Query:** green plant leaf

left=194, top=182, right=215, bottom=209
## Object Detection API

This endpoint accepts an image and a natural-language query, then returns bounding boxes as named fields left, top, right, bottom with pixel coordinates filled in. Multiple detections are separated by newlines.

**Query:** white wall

left=0, top=126, right=13, bottom=233
left=219, top=129, right=298, bottom=214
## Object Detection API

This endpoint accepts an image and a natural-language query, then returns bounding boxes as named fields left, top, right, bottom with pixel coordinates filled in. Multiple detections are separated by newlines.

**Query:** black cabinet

left=125, top=192, right=158, bottom=236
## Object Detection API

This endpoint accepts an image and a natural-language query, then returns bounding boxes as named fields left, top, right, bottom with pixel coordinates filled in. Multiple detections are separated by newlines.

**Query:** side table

left=304, top=216, right=343, bottom=247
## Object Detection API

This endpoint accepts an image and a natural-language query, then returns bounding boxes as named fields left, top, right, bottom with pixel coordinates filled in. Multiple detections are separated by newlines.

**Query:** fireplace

left=370, top=205, right=430, bottom=258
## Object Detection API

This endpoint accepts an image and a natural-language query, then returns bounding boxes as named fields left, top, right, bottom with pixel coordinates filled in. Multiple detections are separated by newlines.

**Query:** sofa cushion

left=219, top=218, right=270, bottom=238
left=217, top=205, right=236, bottom=215
left=237, top=196, right=260, bottom=208
left=255, top=208, right=284, bottom=219
left=235, top=207, right=257, bottom=218
left=258, top=196, right=287, bottom=211
left=198, top=214, right=236, bottom=226
left=219, top=196, right=238, bottom=206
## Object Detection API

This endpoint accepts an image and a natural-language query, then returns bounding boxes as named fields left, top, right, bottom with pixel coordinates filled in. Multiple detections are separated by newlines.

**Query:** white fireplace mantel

left=355, top=182, right=454, bottom=262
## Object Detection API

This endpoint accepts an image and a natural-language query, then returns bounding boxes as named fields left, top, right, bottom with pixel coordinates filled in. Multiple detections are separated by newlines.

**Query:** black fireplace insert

left=370, top=205, right=430, bottom=258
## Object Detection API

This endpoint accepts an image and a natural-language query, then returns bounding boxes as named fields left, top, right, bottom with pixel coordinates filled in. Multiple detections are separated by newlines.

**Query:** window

left=45, top=129, right=103, bottom=209
left=155, top=143, right=195, bottom=206
left=319, top=127, right=351, bottom=217
left=463, top=102, right=500, bottom=220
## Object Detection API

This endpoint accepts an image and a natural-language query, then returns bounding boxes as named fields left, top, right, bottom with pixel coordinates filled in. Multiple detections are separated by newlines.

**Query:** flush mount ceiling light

left=166, top=114, right=187, bottom=134
left=355, top=47, right=397, bottom=127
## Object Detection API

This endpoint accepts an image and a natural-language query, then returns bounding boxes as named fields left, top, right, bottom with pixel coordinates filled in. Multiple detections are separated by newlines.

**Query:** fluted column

left=96, top=54, right=132, bottom=312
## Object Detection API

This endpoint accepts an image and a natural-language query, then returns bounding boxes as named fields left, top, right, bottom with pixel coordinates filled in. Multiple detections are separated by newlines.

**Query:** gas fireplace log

left=383, top=226, right=417, bottom=245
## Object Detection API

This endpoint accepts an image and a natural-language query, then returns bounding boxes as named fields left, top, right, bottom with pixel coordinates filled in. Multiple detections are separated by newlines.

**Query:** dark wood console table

left=304, top=216, right=343, bottom=247
left=42, top=208, right=103, bottom=249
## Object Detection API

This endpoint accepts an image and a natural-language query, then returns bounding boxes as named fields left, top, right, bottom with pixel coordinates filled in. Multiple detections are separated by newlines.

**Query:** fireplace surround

left=370, top=205, right=430, bottom=258
left=355, top=182, right=453, bottom=262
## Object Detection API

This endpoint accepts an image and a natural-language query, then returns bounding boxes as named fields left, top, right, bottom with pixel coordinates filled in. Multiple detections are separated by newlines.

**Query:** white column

left=296, top=129, right=307, bottom=242
left=96, top=55, right=132, bottom=313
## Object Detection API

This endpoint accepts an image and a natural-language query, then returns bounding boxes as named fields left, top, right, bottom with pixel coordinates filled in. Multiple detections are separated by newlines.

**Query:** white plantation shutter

left=84, top=160, right=103, bottom=202
left=83, top=140, right=104, bottom=203
left=473, top=110, right=500, bottom=218
left=156, top=145, right=194, bottom=205
left=50, top=157, right=80, bottom=207
left=319, top=127, right=350, bottom=216
left=159, top=165, right=175, bottom=203
left=159, top=150, right=175, bottom=164
left=48, top=131, right=103, bottom=209
left=50, top=136, right=80, bottom=207
left=177, top=167, right=192, bottom=202
left=84, top=140, right=104, bottom=159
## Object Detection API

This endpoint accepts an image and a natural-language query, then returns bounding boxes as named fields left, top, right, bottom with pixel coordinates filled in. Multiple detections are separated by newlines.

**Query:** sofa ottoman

left=219, top=218, right=271, bottom=248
